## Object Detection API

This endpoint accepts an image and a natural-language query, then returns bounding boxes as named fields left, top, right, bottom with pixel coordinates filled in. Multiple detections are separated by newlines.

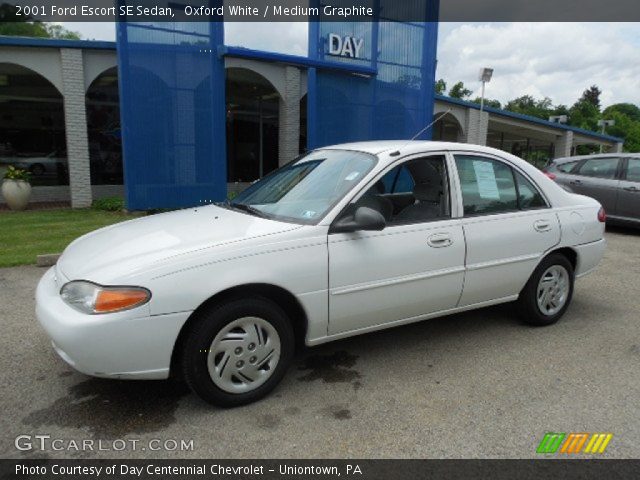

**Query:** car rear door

left=569, top=157, right=621, bottom=215
left=453, top=153, right=561, bottom=307
left=615, top=157, right=640, bottom=222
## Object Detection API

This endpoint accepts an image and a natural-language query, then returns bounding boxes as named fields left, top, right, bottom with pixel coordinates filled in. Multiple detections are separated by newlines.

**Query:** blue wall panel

left=308, top=0, right=439, bottom=148
left=116, top=18, right=226, bottom=210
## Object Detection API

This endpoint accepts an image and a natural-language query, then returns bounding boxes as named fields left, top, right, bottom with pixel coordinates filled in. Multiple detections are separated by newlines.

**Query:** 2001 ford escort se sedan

left=36, top=141, right=606, bottom=407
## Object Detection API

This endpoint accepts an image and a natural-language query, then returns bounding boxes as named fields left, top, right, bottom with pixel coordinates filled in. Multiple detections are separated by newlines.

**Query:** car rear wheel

left=182, top=297, right=294, bottom=407
left=517, top=253, right=574, bottom=326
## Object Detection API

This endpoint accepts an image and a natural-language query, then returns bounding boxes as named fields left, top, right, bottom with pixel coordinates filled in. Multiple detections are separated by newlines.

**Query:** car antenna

left=389, top=108, right=453, bottom=156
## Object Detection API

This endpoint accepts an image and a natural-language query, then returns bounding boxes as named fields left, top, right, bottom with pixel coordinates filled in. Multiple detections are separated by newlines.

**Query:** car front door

left=615, top=157, right=640, bottom=222
left=327, top=153, right=465, bottom=335
left=453, top=153, right=561, bottom=307
left=569, top=157, right=621, bottom=215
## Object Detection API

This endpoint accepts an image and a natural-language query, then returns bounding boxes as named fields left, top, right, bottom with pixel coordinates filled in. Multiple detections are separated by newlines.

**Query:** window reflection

left=0, top=63, right=68, bottom=186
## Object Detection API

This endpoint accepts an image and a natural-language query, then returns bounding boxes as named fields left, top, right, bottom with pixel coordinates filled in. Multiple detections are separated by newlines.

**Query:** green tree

left=569, top=101, right=600, bottom=131
left=604, top=103, right=640, bottom=123
left=504, top=95, right=554, bottom=120
left=580, top=85, right=602, bottom=110
left=602, top=103, right=640, bottom=152
left=472, top=97, right=501, bottom=109
left=448, top=81, right=472, bottom=99
left=0, top=4, right=80, bottom=39
left=434, top=79, right=447, bottom=95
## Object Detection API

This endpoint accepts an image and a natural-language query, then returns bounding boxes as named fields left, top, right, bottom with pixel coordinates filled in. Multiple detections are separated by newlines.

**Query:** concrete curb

left=36, top=254, right=61, bottom=267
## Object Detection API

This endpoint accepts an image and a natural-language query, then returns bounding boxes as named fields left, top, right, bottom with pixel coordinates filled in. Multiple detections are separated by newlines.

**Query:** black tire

left=182, top=297, right=294, bottom=407
left=517, top=253, right=574, bottom=326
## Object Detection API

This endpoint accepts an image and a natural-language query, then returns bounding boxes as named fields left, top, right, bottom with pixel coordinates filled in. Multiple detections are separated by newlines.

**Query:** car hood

left=58, top=205, right=302, bottom=283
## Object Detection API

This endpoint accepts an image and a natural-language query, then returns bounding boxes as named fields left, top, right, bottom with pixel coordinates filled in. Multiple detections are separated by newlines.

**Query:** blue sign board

left=116, top=1, right=439, bottom=209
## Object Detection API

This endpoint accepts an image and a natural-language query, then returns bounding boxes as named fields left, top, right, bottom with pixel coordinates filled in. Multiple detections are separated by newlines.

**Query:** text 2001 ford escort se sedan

left=36, top=141, right=606, bottom=407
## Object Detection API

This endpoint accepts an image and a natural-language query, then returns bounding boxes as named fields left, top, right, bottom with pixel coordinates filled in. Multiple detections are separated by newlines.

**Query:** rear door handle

left=623, top=186, right=640, bottom=193
left=427, top=233, right=453, bottom=248
left=534, top=219, right=552, bottom=232
left=570, top=179, right=582, bottom=185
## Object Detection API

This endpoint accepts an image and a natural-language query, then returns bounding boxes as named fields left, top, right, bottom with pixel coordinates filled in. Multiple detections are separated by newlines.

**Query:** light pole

left=597, top=119, right=615, bottom=153
left=478, top=68, right=493, bottom=143
left=478, top=67, right=494, bottom=114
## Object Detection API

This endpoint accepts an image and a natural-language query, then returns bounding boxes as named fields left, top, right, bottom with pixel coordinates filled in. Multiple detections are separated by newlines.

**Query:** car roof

left=320, top=140, right=505, bottom=156
left=553, top=153, right=640, bottom=164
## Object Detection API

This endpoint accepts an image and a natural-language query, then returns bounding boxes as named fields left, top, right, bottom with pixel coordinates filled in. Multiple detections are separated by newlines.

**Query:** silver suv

left=544, top=153, right=640, bottom=226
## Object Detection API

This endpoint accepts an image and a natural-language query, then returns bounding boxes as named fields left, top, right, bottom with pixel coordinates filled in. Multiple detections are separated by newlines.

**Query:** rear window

left=554, top=161, right=578, bottom=173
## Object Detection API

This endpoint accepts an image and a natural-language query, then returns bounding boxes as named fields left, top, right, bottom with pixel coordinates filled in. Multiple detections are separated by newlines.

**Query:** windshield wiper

left=228, top=202, right=268, bottom=218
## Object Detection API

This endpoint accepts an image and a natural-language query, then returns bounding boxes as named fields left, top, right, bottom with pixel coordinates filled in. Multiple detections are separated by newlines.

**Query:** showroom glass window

left=0, top=64, right=68, bottom=186
left=86, top=67, right=123, bottom=185
left=455, top=155, right=546, bottom=215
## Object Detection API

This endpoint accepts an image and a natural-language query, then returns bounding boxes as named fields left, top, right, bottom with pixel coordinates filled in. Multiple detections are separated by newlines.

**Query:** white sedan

left=36, top=141, right=606, bottom=407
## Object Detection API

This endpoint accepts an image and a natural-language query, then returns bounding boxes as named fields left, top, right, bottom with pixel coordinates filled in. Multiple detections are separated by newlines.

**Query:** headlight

left=60, top=281, right=151, bottom=314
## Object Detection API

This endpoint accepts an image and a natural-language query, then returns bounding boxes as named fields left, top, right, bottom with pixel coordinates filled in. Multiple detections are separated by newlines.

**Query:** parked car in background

left=544, top=154, right=640, bottom=226
left=12, top=150, right=67, bottom=177
left=37, top=141, right=606, bottom=407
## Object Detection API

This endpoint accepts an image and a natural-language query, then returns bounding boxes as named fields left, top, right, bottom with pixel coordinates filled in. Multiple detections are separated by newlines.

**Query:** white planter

left=2, top=179, right=32, bottom=211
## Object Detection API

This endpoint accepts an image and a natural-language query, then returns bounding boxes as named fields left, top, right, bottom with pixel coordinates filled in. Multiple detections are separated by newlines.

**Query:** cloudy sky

left=66, top=21, right=640, bottom=108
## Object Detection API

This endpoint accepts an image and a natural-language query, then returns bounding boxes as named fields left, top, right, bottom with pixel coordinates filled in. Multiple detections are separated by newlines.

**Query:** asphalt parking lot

left=1, top=227, right=639, bottom=460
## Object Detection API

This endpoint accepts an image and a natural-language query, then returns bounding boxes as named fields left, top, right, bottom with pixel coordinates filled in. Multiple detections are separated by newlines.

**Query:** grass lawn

left=0, top=209, right=135, bottom=268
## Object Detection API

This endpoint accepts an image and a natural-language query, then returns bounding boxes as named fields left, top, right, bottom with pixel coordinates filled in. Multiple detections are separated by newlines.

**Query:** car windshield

left=229, top=149, right=377, bottom=224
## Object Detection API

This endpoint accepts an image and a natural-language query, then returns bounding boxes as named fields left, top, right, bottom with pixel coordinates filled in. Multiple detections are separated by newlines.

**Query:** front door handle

left=623, top=186, right=640, bottom=193
left=534, top=219, right=552, bottom=232
left=427, top=233, right=453, bottom=248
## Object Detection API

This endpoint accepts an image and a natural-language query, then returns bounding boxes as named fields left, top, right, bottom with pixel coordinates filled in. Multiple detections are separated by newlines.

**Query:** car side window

left=557, top=161, right=578, bottom=173
left=455, top=155, right=518, bottom=215
left=514, top=171, right=547, bottom=209
left=626, top=158, right=640, bottom=182
left=379, top=165, right=415, bottom=194
left=348, top=155, right=450, bottom=226
left=576, top=158, right=619, bottom=179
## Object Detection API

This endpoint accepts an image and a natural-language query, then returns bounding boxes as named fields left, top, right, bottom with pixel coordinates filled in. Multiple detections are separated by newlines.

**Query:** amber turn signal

left=94, top=288, right=150, bottom=313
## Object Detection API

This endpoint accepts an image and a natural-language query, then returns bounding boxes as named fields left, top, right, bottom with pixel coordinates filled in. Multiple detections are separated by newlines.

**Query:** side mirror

left=331, top=206, right=386, bottom=233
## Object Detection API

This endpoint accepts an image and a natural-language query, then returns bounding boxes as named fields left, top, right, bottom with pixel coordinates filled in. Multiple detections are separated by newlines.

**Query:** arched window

left=0, top=63, right=68, bottom=186
left=86, top=67, right=122, bottom=185
left=225, top=67, right=280, bottom=183
left=432, top=112, right=463, bottom=142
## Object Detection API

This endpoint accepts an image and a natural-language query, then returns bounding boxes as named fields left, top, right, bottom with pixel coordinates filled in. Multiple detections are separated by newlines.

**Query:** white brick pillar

left=278, top=66, right=301, bottom=166
left=463, top=108, right=489, bottom=146
left=553, top=131, right=573, bottom=159
left=614, top=142, right=623, bottom=153
left=60, top=48, right=92, bottom=208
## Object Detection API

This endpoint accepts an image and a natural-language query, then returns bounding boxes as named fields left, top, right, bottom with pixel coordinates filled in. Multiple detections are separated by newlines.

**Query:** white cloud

left=436, top=22, right=640, bottom=108
left=63, top=21, right=640, bottom=108
left=224, top=22, right=307, bottom=55
left=63, top=22, right=115, bottom=41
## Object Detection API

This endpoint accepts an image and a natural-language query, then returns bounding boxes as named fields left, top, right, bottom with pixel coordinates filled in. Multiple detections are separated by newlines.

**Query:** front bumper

left=35, top=267, right=191, bottom=379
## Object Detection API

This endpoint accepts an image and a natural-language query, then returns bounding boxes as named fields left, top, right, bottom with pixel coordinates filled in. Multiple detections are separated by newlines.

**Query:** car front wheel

left=182, top=297, right=294, bottom=407
left=517, top=253, right=574, bottom=326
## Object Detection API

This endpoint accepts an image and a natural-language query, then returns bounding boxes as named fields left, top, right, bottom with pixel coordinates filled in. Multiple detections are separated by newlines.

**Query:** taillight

left=544, top=171, right=557, bottom=180
left=598, top=207, right=606, bottom=223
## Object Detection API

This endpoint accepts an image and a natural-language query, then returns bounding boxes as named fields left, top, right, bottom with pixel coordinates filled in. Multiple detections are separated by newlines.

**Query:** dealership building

left=0, top=19, right=624, bottom=209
